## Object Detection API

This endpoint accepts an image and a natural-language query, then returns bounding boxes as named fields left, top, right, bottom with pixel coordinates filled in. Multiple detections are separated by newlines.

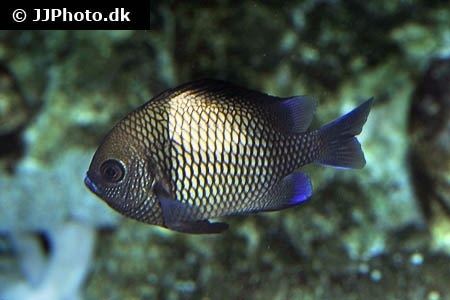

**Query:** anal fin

left=262, top=172, right=313, bottom=212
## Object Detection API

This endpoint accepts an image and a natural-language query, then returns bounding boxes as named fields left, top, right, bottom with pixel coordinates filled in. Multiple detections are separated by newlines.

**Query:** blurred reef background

left=0, top=1, right=450, bottom=299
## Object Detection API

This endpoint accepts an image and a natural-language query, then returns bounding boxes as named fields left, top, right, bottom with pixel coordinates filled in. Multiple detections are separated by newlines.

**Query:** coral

left=0, top=150, right=117, bottom=300
left=0, top=150, right=118, bottom=231
left=1, top=222, right=95, bottom=300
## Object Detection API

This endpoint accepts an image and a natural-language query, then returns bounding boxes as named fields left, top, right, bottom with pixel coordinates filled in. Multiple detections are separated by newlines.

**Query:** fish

left=84, top=79, right=373, bottom=234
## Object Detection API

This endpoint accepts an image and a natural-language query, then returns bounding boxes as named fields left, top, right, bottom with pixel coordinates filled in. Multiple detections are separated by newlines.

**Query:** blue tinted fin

left=270, top=96, right=317, bottom=134
left=155, top=182, right=228, bottom=234
left=317, top=98, right=373, bottom=169
left=262, top=172, right=313, bottom=212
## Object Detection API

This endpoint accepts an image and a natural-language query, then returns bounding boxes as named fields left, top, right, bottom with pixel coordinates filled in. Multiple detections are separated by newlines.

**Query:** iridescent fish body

left=85, top=79, right=373, bottom=233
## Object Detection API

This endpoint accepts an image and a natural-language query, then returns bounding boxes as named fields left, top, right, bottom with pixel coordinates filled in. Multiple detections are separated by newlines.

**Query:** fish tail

left=316, top=98, right=373, bottom=169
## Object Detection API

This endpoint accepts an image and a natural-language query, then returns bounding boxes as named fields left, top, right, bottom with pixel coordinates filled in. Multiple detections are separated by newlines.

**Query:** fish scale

left=85, top=79, right=372, bottom=233
left=163, top=88, right=310, bottom=219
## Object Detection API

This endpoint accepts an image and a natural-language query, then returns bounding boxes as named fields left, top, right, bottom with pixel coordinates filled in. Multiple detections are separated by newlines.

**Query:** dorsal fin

left=153, top=79, right=316, bottom=134
left=268, top=95, right=316, bottom=133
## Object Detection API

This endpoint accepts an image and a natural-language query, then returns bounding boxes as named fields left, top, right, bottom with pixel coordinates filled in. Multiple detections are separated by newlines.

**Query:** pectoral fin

left=154, top=181, right=228, bottom=234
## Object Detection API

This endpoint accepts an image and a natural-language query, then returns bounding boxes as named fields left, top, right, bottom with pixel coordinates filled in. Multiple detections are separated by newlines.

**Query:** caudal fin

left=316, top=98, right=373, bottom=169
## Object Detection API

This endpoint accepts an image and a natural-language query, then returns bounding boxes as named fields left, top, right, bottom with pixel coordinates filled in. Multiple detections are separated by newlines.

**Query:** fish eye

left=100, top=159, right=125, bottom=184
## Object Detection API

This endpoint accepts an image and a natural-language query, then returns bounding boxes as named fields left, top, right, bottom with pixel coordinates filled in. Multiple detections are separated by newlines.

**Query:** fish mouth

left=84, top=174, right=101, bottom=196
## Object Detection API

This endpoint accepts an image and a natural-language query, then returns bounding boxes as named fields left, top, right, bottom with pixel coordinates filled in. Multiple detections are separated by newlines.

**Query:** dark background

left=0, top=1, right=449, bottom=299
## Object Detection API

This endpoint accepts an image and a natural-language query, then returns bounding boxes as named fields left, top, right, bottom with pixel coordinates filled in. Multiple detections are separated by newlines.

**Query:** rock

left=0, top=64, right=29, bottom=136
left=409, top=58, right=450, bottom=217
